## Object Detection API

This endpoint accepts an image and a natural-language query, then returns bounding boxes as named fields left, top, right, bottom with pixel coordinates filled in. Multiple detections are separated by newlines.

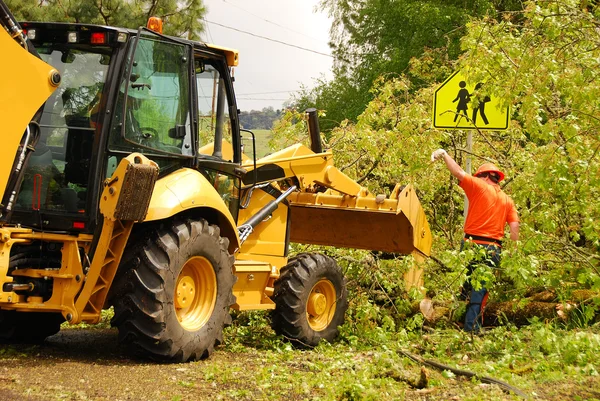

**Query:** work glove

left=431, top=149, right=447, bottom=162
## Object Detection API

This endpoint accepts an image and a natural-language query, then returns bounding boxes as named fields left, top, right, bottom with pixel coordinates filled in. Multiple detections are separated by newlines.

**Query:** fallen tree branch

left=415, top=290, right=600, bottom=326
left=398, top=350, right=529, bottom=399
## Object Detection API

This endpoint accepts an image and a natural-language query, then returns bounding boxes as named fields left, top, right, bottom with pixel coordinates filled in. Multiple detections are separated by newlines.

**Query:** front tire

left=271, top=253, right=348, bottom=347
left=111, top=218, right=236, bottom=362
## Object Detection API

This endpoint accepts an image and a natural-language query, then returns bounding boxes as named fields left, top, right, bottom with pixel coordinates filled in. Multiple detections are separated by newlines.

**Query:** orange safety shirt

left=459, top=175, right=519, bottom=241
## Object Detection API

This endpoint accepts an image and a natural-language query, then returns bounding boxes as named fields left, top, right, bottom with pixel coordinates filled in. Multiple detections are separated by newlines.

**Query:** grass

left=241, top=129, right=273, bottom=159
left=1, top=310, right=598, bottom=400
left=217, top=311, right=600, bottom=401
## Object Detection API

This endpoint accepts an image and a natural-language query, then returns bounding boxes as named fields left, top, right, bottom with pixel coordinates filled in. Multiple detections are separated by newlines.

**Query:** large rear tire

left=111, top=218, right=236, bottom=362
left=271, top=253, right=348, bottom=347
left=0, top=311, right=64, bottom=343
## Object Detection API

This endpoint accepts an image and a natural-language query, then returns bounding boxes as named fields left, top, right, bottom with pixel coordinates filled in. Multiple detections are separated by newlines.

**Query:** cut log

left=413, top=290, right=599, bottom=327
left=483, top=301, right=560, bottom=326
left=528, top=290, right=556, bottom=302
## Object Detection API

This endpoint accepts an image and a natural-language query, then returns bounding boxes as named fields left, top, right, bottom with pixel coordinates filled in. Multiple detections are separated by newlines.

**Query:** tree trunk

left=483, top=301, right=560, bottom=326
left=417, top=290, right=600, bottom=327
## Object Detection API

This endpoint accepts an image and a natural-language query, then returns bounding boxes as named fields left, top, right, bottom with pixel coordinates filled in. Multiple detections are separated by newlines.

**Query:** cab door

left=107, top=28, right=195, bottom=175
left=193, top=53, right=243, bottom=222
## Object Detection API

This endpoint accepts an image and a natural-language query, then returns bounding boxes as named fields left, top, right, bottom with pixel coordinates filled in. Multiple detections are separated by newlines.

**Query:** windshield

left=16, top=46, right=110, bottom=215
left=108, top=35, right=193, bottom=158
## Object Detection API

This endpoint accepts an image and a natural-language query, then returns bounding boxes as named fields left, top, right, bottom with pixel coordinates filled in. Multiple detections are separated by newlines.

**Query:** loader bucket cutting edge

left=289, top=205, right=416, bottom=254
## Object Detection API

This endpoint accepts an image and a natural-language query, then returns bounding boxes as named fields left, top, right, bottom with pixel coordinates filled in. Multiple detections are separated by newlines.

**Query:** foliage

left=273, top=1, right=600, bottom=330
left=5, top=0, right=205, bottom=38
left=455, top=0, right=600, bottom=297
left=1, top=320, right=598, bottom=399
left=218, top=310, right=600, bottom=400
left=292, top=0, right=524, bottom=132
left=268, top=108, right=316, bottom=151
left=239, top=107, right=282, bottom=130
left=293, top=74, right=373, bottom=133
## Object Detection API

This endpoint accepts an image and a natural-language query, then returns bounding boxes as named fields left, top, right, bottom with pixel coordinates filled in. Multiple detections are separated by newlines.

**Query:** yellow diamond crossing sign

left=432, top=71, right=509, bottom=130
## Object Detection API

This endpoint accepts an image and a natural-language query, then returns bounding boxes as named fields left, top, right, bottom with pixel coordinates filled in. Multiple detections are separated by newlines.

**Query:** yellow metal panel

left=198, top=140, right=235, bottom=160
left=232, top=259, right=276, bottom=311
left=238, top=188, right=288, bottom=257
left=396, top=185, right=432, bottom=257
left=234, top=260, right=272, bottom=272
left=144, top=168, right=240, bottom=251
left=235, top=253, right=287, bottom=276
left=74, top=219, right=133, bottom=323
left=43, top=240, right=84, bottom=316
left=287, top=184, right=432, bottom=256
left=0, top=229, right=91, bottom=317
left=243, top=144, right=364, bottom=196
left=0, top=29, right=58, bottom=199
left=205, top=43, right=239, bottom=67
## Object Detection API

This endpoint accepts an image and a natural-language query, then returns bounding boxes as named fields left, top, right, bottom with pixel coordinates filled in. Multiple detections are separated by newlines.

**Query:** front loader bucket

left=288, top=184, right=431, bottom=257
left=290, top=206, right=413, bottom=253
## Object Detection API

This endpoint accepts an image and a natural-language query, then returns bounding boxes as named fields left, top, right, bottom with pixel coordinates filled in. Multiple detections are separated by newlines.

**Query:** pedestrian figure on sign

left=471, top=83, right=490, bottom=125
left=452, top=81, right=470, bottom=122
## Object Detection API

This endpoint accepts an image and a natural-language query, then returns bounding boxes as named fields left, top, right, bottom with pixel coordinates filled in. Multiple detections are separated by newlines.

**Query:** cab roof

left=20, top=21, right=239, bottom=66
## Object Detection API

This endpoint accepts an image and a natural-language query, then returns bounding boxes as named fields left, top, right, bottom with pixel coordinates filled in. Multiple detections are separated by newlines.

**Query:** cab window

left=109, top=35, right=193, bottom=158
left=195, top=62, right=234, bottom=160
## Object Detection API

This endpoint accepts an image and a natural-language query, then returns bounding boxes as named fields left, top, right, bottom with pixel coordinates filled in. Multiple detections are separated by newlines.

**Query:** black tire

left=111, top=218, right=236, bottom=362
left=271, top=253, right=348, bottom=347
left=0, top=311, right=64, bottom=343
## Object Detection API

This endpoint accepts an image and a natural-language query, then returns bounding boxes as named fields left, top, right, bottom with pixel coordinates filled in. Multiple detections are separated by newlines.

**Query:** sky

left=202, top=0, right=334, bottom=112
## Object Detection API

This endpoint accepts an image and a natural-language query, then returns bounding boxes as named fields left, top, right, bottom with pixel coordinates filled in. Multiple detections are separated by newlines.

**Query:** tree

left=239, top=107, right=282, bottom=130
left=5, top=0, right=205, bottom=38
left=274, top=1, right=600, bottom=313
left=294, top=0, right=524, bottom=131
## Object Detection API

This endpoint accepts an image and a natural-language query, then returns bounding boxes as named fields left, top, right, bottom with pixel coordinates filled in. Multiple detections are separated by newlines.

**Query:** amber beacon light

left=147, top=17, right=163, bottom=34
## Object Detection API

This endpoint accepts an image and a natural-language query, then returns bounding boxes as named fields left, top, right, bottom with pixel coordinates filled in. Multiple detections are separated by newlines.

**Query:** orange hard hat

left=474, top=163, right=505, bottom=182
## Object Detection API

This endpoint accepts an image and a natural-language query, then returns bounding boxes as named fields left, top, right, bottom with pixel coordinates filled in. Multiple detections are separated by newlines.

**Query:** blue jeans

left=460, top=241, right=501, bottom=332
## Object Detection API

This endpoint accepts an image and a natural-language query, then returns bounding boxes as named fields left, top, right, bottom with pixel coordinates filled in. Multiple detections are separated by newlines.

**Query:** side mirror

left=60, top=51, right=75, bottom=64
left=240, top=129, right=257, bottom=188
left=240, top=129, right=257, bottom=161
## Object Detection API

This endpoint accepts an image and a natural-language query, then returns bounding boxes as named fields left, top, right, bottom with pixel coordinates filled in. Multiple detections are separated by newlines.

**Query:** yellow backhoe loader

left=0, top=2, right=431, bottom=362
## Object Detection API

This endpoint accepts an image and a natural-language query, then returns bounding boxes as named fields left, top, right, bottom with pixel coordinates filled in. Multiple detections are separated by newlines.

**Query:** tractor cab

left=10, top=22, right=243, bottom=232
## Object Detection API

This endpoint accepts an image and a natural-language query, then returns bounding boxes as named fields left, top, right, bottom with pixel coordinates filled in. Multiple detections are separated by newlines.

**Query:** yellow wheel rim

left=175, top=256, right=216, bottom=331
left=306, top=279, right=337, bottom=331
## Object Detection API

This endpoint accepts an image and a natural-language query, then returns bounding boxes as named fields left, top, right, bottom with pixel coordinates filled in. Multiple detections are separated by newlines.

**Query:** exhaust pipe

left=305, top=108, right=322, bottom=154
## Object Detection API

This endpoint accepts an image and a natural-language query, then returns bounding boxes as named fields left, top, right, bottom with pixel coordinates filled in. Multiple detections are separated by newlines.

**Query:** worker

left=430, top=149, right=519, bottom=332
